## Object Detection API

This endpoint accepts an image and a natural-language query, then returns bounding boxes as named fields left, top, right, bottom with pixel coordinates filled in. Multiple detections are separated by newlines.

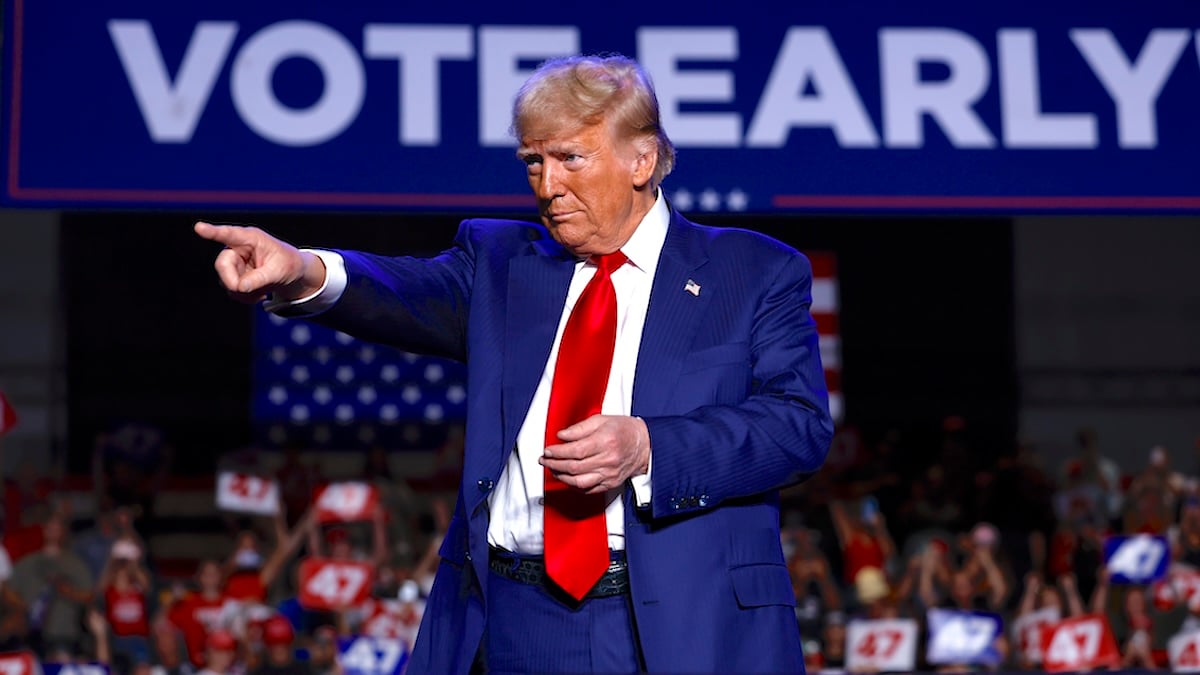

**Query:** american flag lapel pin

left=684, top=279, right=701, bottom=296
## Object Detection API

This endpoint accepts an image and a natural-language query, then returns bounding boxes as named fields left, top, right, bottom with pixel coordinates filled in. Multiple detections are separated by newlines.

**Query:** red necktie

left=543, top=250, right=627, bottom=601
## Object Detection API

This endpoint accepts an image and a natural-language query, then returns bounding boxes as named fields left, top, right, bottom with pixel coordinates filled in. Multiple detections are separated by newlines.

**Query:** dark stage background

left=61, top=212, right=1016, bottom=475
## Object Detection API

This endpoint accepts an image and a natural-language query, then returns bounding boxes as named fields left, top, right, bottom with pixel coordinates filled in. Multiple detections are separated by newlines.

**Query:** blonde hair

left=511, top=54, right=676, bottom=189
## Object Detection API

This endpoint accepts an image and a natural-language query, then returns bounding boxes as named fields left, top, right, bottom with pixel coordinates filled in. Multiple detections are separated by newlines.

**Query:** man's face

left=518, top=119, right=650, bottom=257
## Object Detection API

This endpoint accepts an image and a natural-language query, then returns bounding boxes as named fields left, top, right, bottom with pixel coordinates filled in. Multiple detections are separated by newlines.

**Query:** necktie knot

left=592, top=251, right=628, bottom=275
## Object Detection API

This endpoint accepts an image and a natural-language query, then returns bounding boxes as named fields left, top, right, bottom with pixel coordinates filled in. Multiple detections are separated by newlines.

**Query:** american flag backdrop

left=253, top=251, right=842, bottom=447
left=252, top=310, right=468, bottom=448
left=808, top=252, right=844, bottom=424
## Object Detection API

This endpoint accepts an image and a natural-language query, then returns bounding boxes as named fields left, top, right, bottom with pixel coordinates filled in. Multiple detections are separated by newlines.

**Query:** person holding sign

left=197, top=53, right=832, bottom=673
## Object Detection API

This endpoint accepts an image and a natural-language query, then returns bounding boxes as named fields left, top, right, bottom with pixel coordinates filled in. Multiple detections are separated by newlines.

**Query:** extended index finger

left=194, top=221, right=257, bottom=247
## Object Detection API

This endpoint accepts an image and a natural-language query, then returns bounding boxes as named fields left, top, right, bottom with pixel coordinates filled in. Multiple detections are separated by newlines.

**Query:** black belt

left=488, top=547, right=630, bottom=599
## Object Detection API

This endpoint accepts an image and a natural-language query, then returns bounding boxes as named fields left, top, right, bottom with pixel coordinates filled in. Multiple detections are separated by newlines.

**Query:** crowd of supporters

left=784, top=421, right=1200, bottom=672
left=1, top=417, right=1198, bottom=673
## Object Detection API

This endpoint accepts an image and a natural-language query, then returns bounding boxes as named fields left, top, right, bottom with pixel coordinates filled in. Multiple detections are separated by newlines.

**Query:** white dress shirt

left=267, top=190, right=669, bottom=554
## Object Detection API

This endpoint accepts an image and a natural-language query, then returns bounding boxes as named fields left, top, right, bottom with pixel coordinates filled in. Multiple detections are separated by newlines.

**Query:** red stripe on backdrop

left=823, top=369, right=841, bottom=392
left=806, top=252, right=837, bottom=279
left=812, top=312, right=839, bottom=335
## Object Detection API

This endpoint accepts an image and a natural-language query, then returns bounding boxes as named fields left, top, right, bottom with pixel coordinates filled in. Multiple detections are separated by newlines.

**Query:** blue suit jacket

left=313, top=208, right=833, bottom=673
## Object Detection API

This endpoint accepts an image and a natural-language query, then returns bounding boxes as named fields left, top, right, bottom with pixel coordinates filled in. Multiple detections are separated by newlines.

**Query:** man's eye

left=522, top=155, right=543, bottom=167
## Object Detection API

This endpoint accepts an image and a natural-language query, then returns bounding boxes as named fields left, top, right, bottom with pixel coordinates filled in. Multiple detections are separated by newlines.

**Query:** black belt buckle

left=488, top=547, right=630, bottom=599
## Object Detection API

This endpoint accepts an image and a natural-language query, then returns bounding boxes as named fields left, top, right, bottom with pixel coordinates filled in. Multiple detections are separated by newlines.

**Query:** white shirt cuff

left=631, top=450, right=652, bottom=507
left=262, top=249, right=348, bottom=317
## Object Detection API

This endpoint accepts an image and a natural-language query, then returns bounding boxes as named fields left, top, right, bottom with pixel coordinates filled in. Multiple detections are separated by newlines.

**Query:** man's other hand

left=194, top=221, right=326, bottom=304
left=541, top=415, right=650, bottom=494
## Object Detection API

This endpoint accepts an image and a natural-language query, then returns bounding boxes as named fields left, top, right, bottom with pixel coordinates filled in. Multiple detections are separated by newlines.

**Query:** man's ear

left=631, top=139, right=658, bottom=189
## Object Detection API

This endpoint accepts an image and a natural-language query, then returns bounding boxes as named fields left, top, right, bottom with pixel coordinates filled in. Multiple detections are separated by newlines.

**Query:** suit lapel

left=632, top=211, right=710, bottom=417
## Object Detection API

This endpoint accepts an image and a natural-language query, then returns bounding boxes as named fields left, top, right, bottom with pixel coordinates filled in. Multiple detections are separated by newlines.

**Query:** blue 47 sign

left=1104, top=534, right=1170, bottom=584
left=338, top=637, right=409, bottom=675
left=925, top=609, right=1004, bottom=666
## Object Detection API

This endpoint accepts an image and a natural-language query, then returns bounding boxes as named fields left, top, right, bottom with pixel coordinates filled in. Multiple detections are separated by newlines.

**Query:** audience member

left=10, top=513, right=93, bottom=659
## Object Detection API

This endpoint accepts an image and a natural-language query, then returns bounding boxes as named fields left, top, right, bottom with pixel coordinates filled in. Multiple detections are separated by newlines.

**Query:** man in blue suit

left=197, top=54, right=832, bottom=673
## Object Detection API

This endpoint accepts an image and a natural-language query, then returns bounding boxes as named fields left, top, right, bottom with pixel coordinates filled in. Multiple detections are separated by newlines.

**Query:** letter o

left=231, top=21, right=364, bottom=146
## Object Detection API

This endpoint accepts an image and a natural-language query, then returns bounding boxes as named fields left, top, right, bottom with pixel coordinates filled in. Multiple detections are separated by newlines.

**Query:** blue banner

left=1104, top=534, right=1170, bottom=584
left=926, top=609, right=1004, bottom=666
left=337, top=636, right=409, bottom=675
left=3, top=1, right=1198, bottom=212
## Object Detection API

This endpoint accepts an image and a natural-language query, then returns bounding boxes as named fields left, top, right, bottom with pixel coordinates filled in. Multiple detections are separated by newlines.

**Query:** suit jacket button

left=477, top=478, right=494, bottom=492
left=698, top=495, right=710, bottom=507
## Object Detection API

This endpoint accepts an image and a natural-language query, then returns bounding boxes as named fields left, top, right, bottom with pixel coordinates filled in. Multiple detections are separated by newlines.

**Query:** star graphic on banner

left=672, top=189, right=694, bottom=211
left=699, top=189, right=722, bottom=211
left=727, top=188, right=749, bottom=211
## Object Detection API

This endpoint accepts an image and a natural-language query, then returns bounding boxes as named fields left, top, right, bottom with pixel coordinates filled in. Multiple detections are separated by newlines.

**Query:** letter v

left=108, top=20, right=237, bottom=142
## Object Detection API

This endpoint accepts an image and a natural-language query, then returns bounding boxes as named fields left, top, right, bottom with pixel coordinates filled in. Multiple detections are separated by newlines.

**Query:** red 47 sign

left=845, top=618, right=918, bottom=673
left=314, top=482, right=380, bottom=523
left=298, top=557, right=374, bottom=611
left=0, top=652, right=38, bottom=675
left=1041, top=613, right=1120, bottom=673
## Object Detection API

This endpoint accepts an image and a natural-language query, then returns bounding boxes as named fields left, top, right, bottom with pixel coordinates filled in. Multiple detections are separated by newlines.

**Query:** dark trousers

left=482, top=568, right=642, bottom=674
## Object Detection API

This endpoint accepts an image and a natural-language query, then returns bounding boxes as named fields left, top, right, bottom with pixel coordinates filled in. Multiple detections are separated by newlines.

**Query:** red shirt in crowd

left=842, top=531, right=885, bottom=584
left=224, top=570, right=266, bottom=603
left=168, top=593, right=227, bottom=667
left=105, top=586, right=150, bottom=637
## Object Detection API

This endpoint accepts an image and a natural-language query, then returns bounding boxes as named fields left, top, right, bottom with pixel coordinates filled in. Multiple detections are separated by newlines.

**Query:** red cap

left=207, top=629, right=237, bottom=651
left=263, top=615, right=295, bottom=646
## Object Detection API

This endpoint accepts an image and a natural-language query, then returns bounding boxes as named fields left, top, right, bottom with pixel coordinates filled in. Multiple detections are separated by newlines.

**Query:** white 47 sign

left=299, top=557, right=374, bottom=610
left=845, top=618, right=917, bottom=673
left=216, top=471, right=280, bottom=515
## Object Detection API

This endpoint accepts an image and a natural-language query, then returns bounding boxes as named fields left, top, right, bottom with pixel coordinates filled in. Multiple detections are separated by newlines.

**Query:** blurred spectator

left=0, top=544, right=26, bottom=650
left=355, top=578, right=424, bottom=652
left=93, top=421, right=172, bottom=540
left=76, top=503, right=141, bottom=582
left=251, top=615, right=312, bottom=675
left=1011, top=572, right=1084, bottom=670
left=84, top=607, right=113, bottom=667
left=1058, top=428, right=1124, bottom=531
left=851, top=566, right=902, bottom=619
left=1, top=458, right=56, bottom=561
left=855, top=430, right=905, bottom=509
left=1125, top=445, right=1186, bottom=534
left=977, top=442, right=1056, bottom=585
left=898, top=465, right=965, bottom=536
left=831, top=497, right=897, bottom=586
left=786, top=527, right=841, bottom=640
left=151, top=618, right=198, bottom=675
left=101, top=538, right=153, bottom=672
left=410, top=496, right=450, bottom=598
left=955, top=523, right=1011, bottom=611
left=359, top=444, right=420, bottom=564
left=1176, top=495, right=1200, bottom=566
left=410, top=424, right=464, bottom=493
left=224, top=510, right=314, bottom=604
left=10, top=513, right=93, bottom=659
left=820, top=610, right=847, bottom=671
left=1090, top=569, right=1158, bottom=669
left=307, top=625, right=341, bottom=675
left=275, top=444, right=319, bottom=530
left=1048, top=489, right=1108, bottom=601
left=199, top=629, right=240, bottom=675
left=167, top=559, right=229, bottom=669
